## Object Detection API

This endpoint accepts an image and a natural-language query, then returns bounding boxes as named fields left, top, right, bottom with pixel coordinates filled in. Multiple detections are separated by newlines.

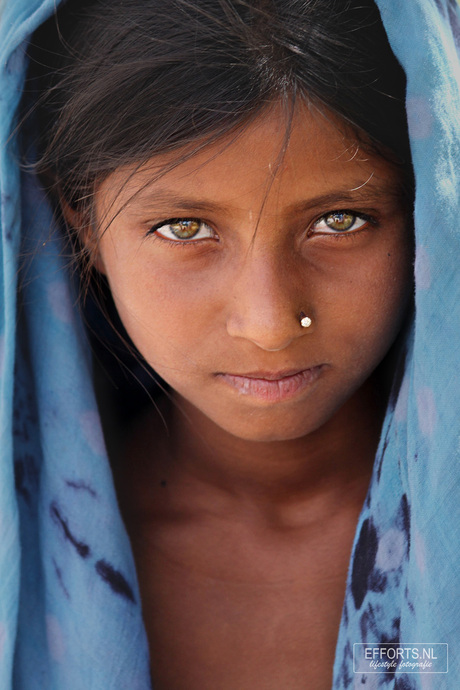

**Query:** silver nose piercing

left=299, top=311, right=312, bottom=328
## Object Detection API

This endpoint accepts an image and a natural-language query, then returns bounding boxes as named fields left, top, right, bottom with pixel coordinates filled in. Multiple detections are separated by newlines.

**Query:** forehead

left=97, top=102, right=403, bottom=213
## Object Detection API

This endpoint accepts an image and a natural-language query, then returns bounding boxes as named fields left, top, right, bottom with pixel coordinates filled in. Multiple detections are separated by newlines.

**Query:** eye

left=150, top=218, right=216, bottom=242
left=311, top=210, right=374, bottom=235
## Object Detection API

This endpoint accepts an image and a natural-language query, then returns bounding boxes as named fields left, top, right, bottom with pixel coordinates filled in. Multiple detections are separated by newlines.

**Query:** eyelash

left=146, top=210, right=378, bottom=246
left=146, top=218, right=216, bottom=247
left=309, top=210, right=378, bottom=239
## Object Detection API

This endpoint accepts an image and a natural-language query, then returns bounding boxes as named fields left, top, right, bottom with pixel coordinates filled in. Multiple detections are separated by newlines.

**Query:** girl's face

left=91, top=103, right=413, bottom=442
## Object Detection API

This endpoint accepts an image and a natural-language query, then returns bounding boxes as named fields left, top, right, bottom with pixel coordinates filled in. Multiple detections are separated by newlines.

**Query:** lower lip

left=217, top=367, right=323, bottom=403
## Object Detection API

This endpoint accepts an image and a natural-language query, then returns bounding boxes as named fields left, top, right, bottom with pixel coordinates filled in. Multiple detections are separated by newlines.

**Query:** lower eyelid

left=147, top=233, right=213, bottom=251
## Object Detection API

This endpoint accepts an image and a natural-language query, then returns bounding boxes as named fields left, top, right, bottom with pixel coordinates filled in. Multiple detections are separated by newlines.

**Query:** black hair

left=26, top=0, right=412, bottom=211
left=22, top=0, right=414, bottom=421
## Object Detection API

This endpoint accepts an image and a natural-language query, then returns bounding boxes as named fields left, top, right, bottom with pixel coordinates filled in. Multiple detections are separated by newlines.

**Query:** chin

left=214, top=415, right=321, bottom=444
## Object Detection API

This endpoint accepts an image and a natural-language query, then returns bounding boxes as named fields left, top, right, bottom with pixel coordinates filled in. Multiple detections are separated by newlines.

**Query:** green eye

left=325, top=212, right=356, bottom=231
left=151, top=218, right=216, bottom=242
left=311, top=210, right=371, bottom=235
left=169, top=220, right=201, bottom=239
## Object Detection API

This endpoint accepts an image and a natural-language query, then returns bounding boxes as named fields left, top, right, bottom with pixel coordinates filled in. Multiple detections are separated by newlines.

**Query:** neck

left=161, top=375, right=384, bottom=521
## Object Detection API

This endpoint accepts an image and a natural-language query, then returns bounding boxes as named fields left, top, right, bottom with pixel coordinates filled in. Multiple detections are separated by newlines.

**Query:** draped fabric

left=0, top=1, right=459, bottom=688
left=333, top=1, right=460, bottom=687
left=0, top=2, right=151, bottom=687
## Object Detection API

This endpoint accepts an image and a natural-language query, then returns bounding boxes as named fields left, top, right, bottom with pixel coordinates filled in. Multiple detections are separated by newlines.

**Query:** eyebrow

left=131, top=180, right=403, bottom=217
left=286, top=182, right=404, bottom=215
left=131, top=190, right=232, bottom=215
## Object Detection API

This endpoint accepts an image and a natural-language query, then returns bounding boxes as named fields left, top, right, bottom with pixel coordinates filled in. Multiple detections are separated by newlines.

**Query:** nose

left=226, top=250, right=312, bottom=351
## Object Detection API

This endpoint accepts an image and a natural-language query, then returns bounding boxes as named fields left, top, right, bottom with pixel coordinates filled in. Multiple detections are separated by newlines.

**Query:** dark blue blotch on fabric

left=95, top=559, right=136, bottom=603
left=378, top=618, right=401, bottom=676
left=65, top=479, right=98, bottom=498
left=368, top=568, right=388, bottom=594
left=14, top=459, right=31, bottom=503
left=388, top=344, right=408, bottom=410
left=433, top=0, right=460, bottom=41
left=394, top=675, right=417, bottom=690
left=359, top=603, right=379, bottom=641
left=434, top=0, right=457, bottom=14
left=13, top=360, right=40, bottom=504
left=397, top=494, right=411, bottom=554
left=53, top=558, right=70, bottom=600
left=359, top=675, right=392, bottom=686
left=376, top=427, right=390, bottom=483
left=336, top=641, right=353, bottom=688
left=351, top=518, right=378, bottom=609
left=448, top=2, right=460, bottom=42
left=342, top=601, right=349, bottom=626
left=391, top=617, right=401, bottom=638
left=434, top=0, right=453, bottom=16
left=50, top=502, right=91, bottom=558
left=13, top=388, right=38, bottom=444
left=405, top=586, right=415, bottom=614
left=14, top=452, right=39, bottom=504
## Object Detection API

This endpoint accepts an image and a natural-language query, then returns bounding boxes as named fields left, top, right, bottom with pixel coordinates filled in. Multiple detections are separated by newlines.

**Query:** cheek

left=329, top=244, right=413, bottom=366
left=99, top=248, right=221, bottom=375
left=369, top=242, right=413, bottom=319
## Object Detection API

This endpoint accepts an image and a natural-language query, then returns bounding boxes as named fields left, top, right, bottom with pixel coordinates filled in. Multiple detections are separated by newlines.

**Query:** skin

left=81, top=102, right=413, bottom=688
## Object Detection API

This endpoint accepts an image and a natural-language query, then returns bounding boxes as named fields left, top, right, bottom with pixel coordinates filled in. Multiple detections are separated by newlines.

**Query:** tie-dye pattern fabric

left=0, top=2, right=151, bottom=688
left=333, top=1, right=460, bottom=688
left=0, top=1, right=458, bottom=688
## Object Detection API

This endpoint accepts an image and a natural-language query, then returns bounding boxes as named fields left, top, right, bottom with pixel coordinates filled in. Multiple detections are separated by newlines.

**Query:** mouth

left=215, top=366, right=324, bottom=403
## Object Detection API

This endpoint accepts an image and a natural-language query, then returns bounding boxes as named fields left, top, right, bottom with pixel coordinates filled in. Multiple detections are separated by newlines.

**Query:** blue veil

left=0, top=0, right=459, bottom=687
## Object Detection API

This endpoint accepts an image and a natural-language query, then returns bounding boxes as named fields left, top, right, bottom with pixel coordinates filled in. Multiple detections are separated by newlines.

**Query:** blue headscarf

left=0, top=1, right=459, bottom=688
left=333, top=2, right=460, bottom=687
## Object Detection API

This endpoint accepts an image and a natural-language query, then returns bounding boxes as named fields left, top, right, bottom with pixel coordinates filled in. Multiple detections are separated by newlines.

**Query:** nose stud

left=299, top=311, right=312, bottom=328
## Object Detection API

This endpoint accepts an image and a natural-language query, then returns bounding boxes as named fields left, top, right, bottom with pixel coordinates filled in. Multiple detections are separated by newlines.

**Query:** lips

left=216, top=366, right=323, bottom=403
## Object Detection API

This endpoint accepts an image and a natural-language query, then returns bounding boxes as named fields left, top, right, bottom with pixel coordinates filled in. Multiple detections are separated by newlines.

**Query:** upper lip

left=218, top=367, right=320, bottom=381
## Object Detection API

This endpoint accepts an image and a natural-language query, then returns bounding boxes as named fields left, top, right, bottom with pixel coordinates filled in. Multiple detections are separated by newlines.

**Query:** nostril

left=226, top=310, right=312, bottom=352
left=249, top=336, right=296, bottom=353
left=226, top=298, right=316, bottom=350
left=258, top=339, right=295, bottom=353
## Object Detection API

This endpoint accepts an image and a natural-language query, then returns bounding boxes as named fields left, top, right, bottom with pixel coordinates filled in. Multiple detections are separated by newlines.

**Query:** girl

left=0, top=0, right=459, bottom=688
